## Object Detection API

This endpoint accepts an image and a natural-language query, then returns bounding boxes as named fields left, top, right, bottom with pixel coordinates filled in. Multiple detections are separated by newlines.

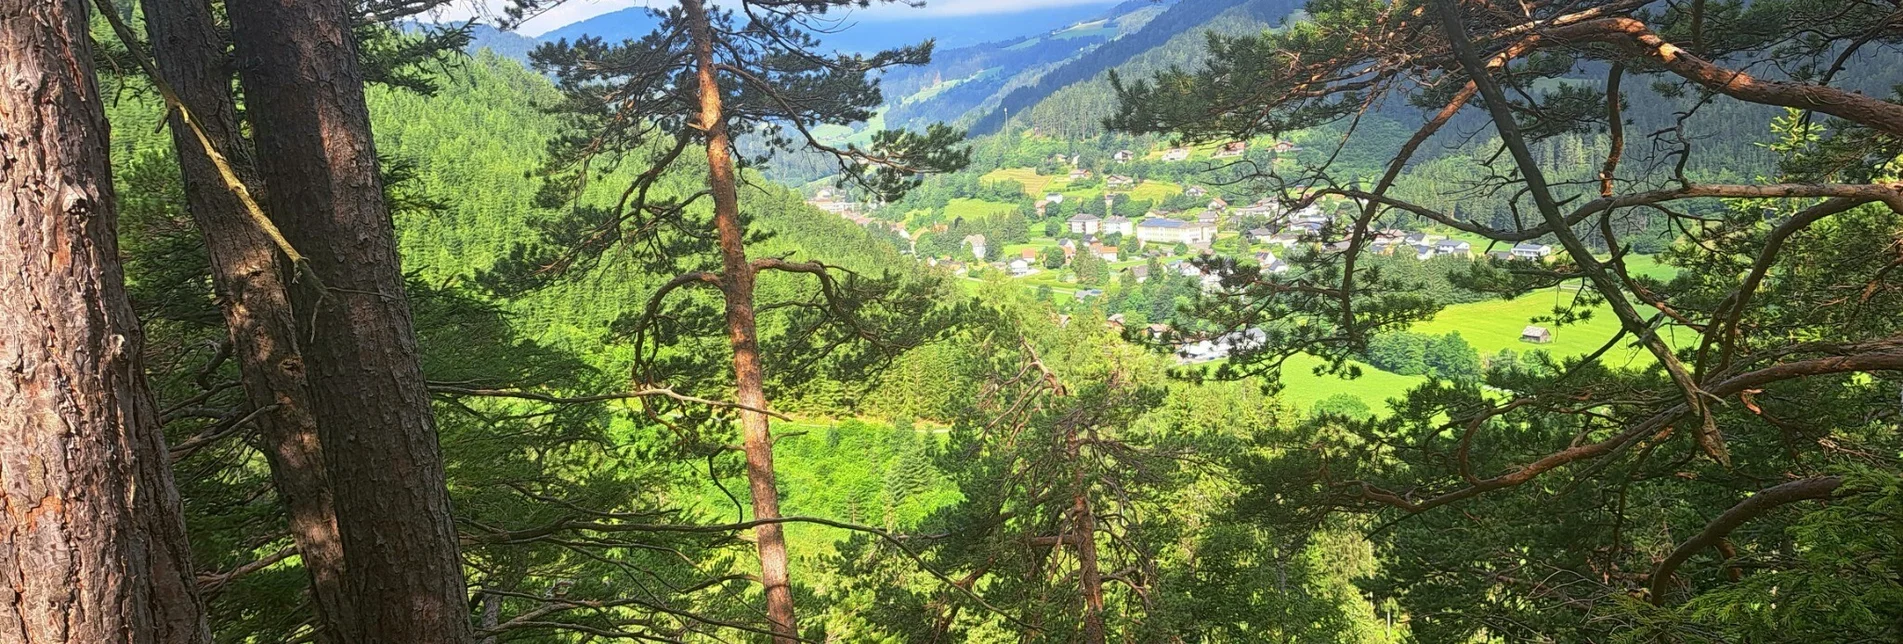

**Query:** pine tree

left=498, top=0, right=968, bottom=638
left=0, top=0, right=209, bottom=640
left=227, top=0, right=471, bottom=640
left=114, top=0, right=355, bottom=636
left=1109, top=0, right=1903, bottom=636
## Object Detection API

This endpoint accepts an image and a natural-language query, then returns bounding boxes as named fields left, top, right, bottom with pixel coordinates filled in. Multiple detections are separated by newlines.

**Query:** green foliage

left=1073, top=248, right=1111, bottom=286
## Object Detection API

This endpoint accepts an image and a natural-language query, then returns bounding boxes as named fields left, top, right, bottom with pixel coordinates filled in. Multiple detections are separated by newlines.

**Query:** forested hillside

left=367, top=53, right=918, bottom=368
left=5, top=0, right=1900, bottom=642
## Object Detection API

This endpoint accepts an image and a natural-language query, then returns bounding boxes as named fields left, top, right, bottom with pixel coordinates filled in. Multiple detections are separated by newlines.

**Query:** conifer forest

left=2, top=0, right=1902, bottom=641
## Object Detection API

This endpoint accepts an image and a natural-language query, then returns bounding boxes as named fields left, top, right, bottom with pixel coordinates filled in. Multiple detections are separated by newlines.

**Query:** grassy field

left=1125, top=179, right=1182, bottom=202
left=1621, top=254, right=1679, bottom=281
left=981, top=167, right=1058, bottom=195
left=1409, top=290, right=1667, bottom=369
left=1275, top=353, right=1429, bottom=416
left=1052, top=20, right=1116, bottom=39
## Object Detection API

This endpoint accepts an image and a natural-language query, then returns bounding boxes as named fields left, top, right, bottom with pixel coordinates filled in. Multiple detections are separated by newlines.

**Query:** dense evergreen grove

left=0, top=0, right=1898, bottom=642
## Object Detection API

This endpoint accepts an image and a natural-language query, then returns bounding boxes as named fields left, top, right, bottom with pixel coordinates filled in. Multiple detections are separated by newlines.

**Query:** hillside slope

left=366, top=52, right=920, bottom=359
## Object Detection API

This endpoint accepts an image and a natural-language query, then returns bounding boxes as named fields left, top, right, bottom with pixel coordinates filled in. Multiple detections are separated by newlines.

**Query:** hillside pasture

left=981, top=167, right=1058, bottom=195
left=943, top=197, right=1022, bottom=221
left=1274, top=353, right=1428, bottom=417
left=1409, top=291, right=1672, bottom=369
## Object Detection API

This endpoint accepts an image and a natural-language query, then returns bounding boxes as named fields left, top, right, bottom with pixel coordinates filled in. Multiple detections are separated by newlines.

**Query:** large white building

left=1067, top=213, right=1101, bottom=235
left=1102, top=215, right=1135, bottom=236
left=1136, top=217, right=1215, bottom=245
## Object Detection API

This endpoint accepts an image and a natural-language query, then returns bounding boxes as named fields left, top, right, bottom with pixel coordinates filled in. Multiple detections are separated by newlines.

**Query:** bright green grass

left=980, top=167, right=1056, bottom=195
left=1124, top=180, right=1182, bottom=202
left=1274, top=353, right=1429, bottom=417
left=1621, top=254, right=1679, bottom=281
left=1409, top=291, right=1666, bottom=369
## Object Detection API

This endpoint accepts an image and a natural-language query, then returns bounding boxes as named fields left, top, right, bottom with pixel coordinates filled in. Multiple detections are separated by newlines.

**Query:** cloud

left=445, top=0, right=1117, bottom=36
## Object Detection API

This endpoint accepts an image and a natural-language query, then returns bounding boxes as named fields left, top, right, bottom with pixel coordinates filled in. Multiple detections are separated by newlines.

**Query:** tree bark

left=1069, top=429, right=1107, bottom=644
left=0, top=0, right=210, bottom=641
left=1546, top=18, right=1903, bottom=139
left=682, top=0, right=799, bottom=639
left=225, top=1, right=472, bottom=642
left=137, top=0, right=355, bottom=640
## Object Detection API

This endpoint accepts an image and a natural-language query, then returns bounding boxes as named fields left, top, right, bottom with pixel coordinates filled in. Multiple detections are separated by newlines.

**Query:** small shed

left=1520, top=325, right=1553, bottom=344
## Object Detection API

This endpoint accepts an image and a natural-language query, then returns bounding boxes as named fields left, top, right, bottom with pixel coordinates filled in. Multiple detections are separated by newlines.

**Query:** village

left=804, top=143, right=1570, bottom=365
left=803, top=140, right=1557, bottom=297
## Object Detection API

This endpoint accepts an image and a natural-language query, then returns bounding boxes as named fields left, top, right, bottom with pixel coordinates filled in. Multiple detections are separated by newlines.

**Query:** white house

left=1184, top=185, right=1207, bottom=197
left=1196, top=210, right=1221, bottom=226
left=1162, top=147, right=1190, bottom=162
left=1102, top=215, right=1135, bottom=236
left=1105, top=175, right=1136, bottom=189
left=1435, top=239, right=1472, bottom=257
left=1044, top=192, right=1065, bottom=204
left=1213, top=141, right=1247, bottom=158
left=1113, top=149, right=1135, bottom=162
left=963, top=234, right=987, bottom=261
left=1067, top=213, right=1101, bottom=235
left=1512, top=242, right=1554, bottom=259
left=1068, top=168, right=1092, bottom=180
left=1136, top=217, right=1215, bottom=245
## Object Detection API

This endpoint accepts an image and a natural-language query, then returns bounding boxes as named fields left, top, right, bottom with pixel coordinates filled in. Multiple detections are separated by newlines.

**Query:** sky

left=432, top=0, right=1118, bottom=36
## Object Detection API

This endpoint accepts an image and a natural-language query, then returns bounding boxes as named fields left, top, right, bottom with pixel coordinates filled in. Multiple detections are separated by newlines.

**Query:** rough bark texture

left=1069, top=429, right=1106, bottom=644
left=225, top=1, right=472, bottom=642
left=137, top=0, right=356, bottom=640
left=682, top=0, right=798, bottom=639
left=0, top=0, right=210, bottom=641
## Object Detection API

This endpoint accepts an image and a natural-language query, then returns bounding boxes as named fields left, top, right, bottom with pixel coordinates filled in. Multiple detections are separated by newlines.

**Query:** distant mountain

left=538, top=3, right=1120, bottom=53
left=869, top=0, right=1179, bottom=132
left=855, top=0, right=1303, bottom=139
left=464, top=23, right=541, bottom=62
left=965, top=0, right=1295, bottom=136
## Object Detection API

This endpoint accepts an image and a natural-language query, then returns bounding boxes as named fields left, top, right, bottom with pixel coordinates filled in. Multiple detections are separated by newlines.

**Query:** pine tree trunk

left=1070, top=433, right=1107, bottom=644
left=138, top=0, right=356, bottom=640
left=225, top=2, right=472, bottom=642
left=682, top=0, right=798, bottom=639
left=0, top=0, right=210, bottom=641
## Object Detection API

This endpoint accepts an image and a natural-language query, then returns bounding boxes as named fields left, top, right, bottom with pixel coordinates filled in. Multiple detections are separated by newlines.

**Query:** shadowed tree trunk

left=681, top=0, right=797, bottom=639
left=225, top=1, right=472, bottom=641
left=1069, top=427, right=1107, bottom=644
left=0, top=0, right=210, bottom=641
left=136, top=0, right=355, bottom=640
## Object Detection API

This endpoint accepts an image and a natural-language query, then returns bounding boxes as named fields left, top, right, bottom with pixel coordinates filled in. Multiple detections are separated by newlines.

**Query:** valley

left=27, top=0, right=1897, bottom=641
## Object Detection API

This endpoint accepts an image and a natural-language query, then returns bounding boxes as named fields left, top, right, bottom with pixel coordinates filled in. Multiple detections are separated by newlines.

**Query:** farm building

left=1520, top=325, right=1553, bottom=343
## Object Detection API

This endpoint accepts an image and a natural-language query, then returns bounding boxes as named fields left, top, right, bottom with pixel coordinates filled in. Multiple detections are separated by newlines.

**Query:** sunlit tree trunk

left=138, top=0, right=355, bottom=639
left=682, top=0, right=798, bottom=639
left=226, top=1, right=472, bottom=641
left=0, top=0, right=210, bottom=640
